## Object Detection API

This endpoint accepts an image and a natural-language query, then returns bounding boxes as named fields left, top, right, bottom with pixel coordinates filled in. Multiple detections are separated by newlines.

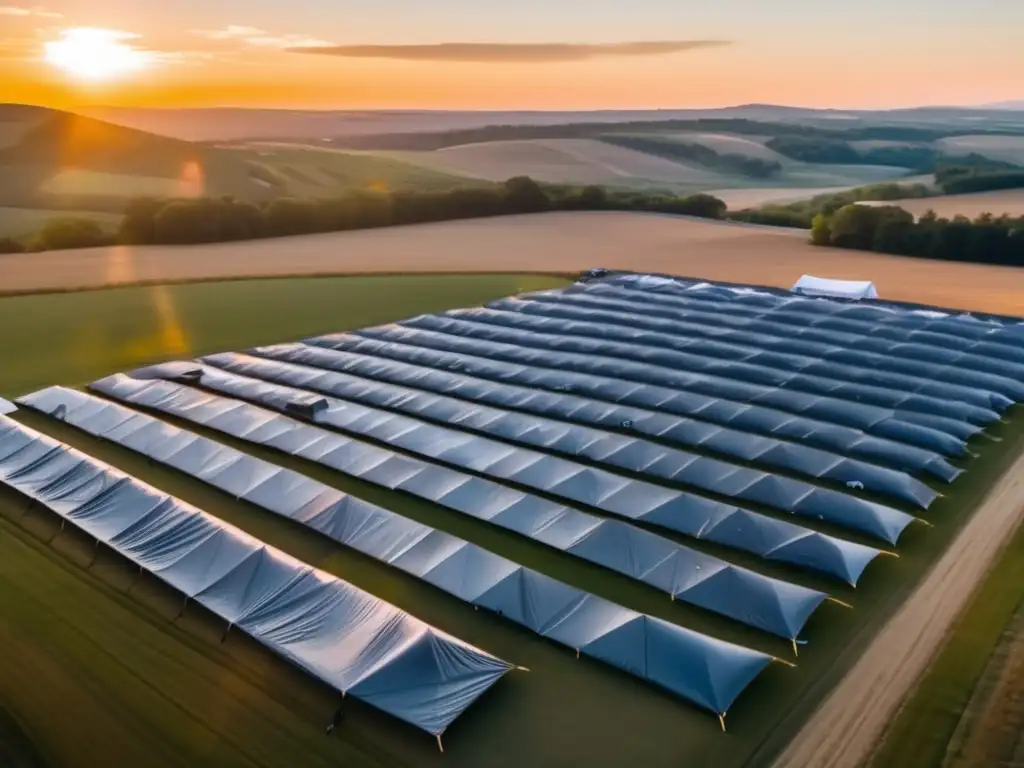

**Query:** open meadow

left=2, top=212, right=1022, bottom=315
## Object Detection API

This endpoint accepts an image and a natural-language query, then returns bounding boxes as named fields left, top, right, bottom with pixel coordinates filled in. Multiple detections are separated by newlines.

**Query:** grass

left=1, top=273, right=1023, bottom=766
left=869, top=504, right=1024, bottom=768
left=236, top=145, right=484, bottom=196
left=0, top=274, right=567, bottom=398
left=0, top=206, right=122, bottom=239
left=40, top=170, right=186, bottom=199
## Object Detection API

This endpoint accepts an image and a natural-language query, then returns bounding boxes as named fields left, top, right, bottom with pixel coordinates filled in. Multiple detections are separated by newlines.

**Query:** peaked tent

left=791, top=275, right=879, bottom=301
left=0, top=415, right=513, bottom=739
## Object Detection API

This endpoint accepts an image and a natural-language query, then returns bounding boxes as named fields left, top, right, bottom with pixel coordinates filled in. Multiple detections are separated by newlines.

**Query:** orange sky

left=1, top=2, right=1021, bottom=110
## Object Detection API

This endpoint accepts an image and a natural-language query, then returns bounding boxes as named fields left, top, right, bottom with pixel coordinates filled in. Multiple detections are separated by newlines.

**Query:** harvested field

left=2, top=212, right=1022, bottom=315
left=861, top=189, right=1024, bottom=219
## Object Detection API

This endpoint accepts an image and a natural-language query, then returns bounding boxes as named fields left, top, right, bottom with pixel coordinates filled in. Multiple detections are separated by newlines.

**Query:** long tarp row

left=561, top=283, right=1024, bottom=389
left=417, top=311, right=998, bottom=435
left=16, top=387, right=781, bottom=714
left=305, top=333, right=961, bottom=483
left=91, top=371, right=883, bottom=587
left=600, top=275, right=1024, bottom=360
left=201, top=349, right=933, bottom=533
left=251, top=342, right=940, bottom=508
left=130, top=362, right=915, bottom=547
left=491, top=293, right=1024, bottom=404
left=0, top=415, right=513, bottom=737
left=22, top=385, right=833, bottom=641
left=344, top=323, right=974, bottom=458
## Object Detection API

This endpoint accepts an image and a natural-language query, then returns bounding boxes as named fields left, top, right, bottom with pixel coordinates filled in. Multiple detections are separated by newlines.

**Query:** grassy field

left=870, top=510, right=1024, bottom=767
left=236, top=144, right=484, bottom=195
left=0, top=274, right=566, bottom=398
left=1, top=273, right=1023, bottom=767
left=0, top=207, right=122, bottom=239
left=40, top=170, right=189, bottom=199
left=937, top=135, right=1024, bottom=164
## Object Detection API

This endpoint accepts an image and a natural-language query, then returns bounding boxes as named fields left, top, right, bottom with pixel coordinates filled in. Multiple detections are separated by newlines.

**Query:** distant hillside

left=0, top=107, right=481, bottom=213
left=0, top=109, right=281, bottom=208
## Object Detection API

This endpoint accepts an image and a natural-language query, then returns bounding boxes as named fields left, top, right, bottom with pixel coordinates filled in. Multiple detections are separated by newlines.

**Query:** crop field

left=2, top=271, right=1024, bottom=768
left=390, top=138, right=727, bottom=189
left=389, top=135, right=913, bottom=193
left=2, top=212, right=1022, bottom=316
left=860, top=189, right=1024, bottom=219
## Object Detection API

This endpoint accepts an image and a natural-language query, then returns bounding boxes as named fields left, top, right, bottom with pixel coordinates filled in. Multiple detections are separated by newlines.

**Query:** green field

left=871, top=506, right=1024, bottom=767
left=1, top=274, right=1022, bottom=767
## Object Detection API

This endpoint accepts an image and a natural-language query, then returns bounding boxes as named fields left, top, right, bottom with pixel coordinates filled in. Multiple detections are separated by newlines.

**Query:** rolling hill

left=0, top=106, right=483, bottom=228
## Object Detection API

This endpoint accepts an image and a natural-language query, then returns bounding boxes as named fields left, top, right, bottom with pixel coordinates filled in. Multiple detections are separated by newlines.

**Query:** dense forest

left=0, top=177, right=728, bottom=252
left=811, top=205, right=1024, bottom=266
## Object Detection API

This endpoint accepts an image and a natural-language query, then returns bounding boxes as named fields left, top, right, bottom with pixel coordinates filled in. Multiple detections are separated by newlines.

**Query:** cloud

left=194, top=25, right=331, bottom=49
left=286, top=40, right=731, bottom=63
left=0, top=5, right=61, bottom=17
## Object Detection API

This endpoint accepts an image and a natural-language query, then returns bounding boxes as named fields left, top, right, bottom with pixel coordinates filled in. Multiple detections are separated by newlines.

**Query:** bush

left=29, top=217, right=112, bottom=251
left=729, top=207, right=813, bottom=229
left=0, top=237, right=25, bottom=254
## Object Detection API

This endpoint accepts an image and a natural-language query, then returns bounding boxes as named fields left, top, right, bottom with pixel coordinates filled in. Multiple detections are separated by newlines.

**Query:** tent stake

left=436, top=733, right=444, bottom=753
left=221, top=623, right=232, bottom=644
left=88, top=538, right=101, bottom=567
left=878, top=550, right=900, bottom=559
left=792, top=639, right=799, bottom=657
left=576, top=649, right=580, bottom=659
left=772, top=656, right=797, bottom=669
left=174, top=596, right=189, bottom=621
left=827, top=597, right=853, bottom=609
left=719, top=714, right=727, bottom=732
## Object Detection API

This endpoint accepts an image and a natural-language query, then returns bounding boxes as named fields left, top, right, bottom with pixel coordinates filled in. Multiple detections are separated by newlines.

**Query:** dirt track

left=1, top=212, right=1022, bottom=315
left=771, top=448, right=1024, bottom=768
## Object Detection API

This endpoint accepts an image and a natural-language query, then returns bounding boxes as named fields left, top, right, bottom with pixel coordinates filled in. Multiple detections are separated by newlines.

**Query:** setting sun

left=44, top=28, right=150, bottom=82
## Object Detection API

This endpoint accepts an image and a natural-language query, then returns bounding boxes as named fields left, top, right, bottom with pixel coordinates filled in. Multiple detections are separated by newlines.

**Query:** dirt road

left=2, top=212, right=1022, bottom=315
left=771, top=448, right=1024, bottom=768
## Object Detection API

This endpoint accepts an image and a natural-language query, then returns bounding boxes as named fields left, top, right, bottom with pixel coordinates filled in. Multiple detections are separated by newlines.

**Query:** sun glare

left=44, top=28, right=150, bottom=82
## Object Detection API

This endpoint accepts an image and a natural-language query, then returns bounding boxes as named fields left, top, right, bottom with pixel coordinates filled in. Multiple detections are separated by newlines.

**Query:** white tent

left=0, top=398, right=15, bottom=415
left=791, top=275, right=878, bottom=300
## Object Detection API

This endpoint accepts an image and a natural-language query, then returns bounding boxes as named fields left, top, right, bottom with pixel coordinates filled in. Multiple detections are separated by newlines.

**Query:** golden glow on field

left=44, top=28, right=151, bottom=82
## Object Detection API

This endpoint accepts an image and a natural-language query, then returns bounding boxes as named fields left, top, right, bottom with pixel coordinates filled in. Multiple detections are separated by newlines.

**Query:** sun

left=44, top=28, right=150, bottom=82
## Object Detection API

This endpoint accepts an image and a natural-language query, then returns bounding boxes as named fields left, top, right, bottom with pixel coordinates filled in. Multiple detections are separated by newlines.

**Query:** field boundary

left=0, top=269, right=577, bottom=300
left=769, top=442, right=1024, bottom=768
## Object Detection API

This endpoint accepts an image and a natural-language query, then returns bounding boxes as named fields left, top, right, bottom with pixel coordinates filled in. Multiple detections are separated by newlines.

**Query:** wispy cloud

left=0, top=5, right=61, bottom=18
left=286, top=40, right=731, bottom=63
left=194, top=25, right=331, bottom=49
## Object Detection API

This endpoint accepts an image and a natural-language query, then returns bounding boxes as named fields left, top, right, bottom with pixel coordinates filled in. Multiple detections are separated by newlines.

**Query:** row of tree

left=811, top=205, right=1024, bottom=266
left=600, top=136, right=782, bottom=178
left=1, top=177, right=728, bottom=252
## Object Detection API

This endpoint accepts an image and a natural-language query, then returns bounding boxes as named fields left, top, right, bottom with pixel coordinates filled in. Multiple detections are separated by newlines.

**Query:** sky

left=1, top=0, right=1021, bottom=111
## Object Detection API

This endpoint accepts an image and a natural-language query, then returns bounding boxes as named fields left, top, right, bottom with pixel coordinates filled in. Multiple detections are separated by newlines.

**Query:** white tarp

left=0, top=398, right=15, bottom=415
left=791, top=275, right=879, bottom=300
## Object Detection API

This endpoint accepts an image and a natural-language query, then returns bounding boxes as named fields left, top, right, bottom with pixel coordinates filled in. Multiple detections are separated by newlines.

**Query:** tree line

left=0, top=177, right=728, bottom=252
left=811, top=205, right=1024, bottom=266
left=600, top=135, right=781, bottom=179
